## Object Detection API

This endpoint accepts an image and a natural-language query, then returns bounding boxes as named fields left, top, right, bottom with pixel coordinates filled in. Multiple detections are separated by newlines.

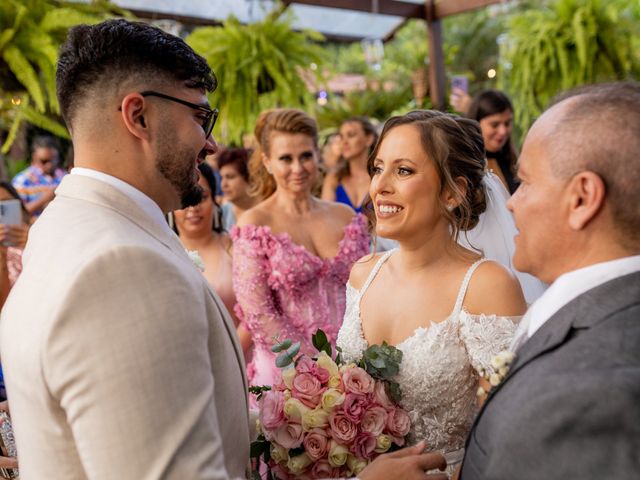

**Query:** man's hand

left=358, top=441, right=447, bottom=480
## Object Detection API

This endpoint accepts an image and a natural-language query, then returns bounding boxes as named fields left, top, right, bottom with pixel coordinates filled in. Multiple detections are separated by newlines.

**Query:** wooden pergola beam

left=287, top=0, right=502, bottom=19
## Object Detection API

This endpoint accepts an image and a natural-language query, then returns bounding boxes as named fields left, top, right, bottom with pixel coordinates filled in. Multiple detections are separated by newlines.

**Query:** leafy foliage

left=499, top=0, right=640, bottom=134
left=186, top=8, right=327, bottom=146
left=0, top=0, right=127, bottom=153
left=359, top=342, right=403, bottom=402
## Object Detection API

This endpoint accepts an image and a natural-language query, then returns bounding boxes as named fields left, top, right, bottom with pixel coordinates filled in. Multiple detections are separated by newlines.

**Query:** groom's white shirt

left=514, top=256, right=640, bottom=347
left=71, top=167, right=170, bottom=232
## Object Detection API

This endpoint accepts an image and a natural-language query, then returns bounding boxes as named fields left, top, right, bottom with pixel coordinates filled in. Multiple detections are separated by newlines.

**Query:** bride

left=337, top=110, right=527, bottom=476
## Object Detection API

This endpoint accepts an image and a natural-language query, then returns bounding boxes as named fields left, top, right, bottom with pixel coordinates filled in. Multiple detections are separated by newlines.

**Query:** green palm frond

left=187, top=8, right=327, bottom=145
left=0, top=0, right=129, bottom=152
left=499, top=0, right=640, bottom=134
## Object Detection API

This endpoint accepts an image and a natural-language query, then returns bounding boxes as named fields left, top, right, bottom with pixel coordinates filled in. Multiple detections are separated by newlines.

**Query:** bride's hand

left=358, top=441, right=447, bottom=480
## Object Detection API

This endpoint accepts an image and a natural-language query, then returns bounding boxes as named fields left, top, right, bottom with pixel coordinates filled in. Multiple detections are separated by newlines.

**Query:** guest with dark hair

left=217, top=147, right=256, bottom=229
left=321, top=116, right=378, bottom=212
left=173, top=162, right=252, bottom=354
left=12, top=135, right=66, bottom=217
left=452, top=89, right=519, bottom=193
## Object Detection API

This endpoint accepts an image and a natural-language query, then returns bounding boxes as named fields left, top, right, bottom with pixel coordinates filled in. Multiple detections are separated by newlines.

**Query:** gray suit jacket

left=0, top=175, right=251, bottom=479
left=461, top=271, right=640, bottom=479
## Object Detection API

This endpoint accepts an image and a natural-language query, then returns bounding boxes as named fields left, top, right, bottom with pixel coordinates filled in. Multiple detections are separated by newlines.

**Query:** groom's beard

left=155, top=137, right=204, bottom=209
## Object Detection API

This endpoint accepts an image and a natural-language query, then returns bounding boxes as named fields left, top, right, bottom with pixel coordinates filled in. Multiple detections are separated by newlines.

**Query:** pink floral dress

left=231, top=214, right=369, bottom=390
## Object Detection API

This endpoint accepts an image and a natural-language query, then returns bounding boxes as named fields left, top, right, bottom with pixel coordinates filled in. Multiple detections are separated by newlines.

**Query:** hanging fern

left=0, top=0, right=128, bottom=152
left=187, top=8, right=327, bottom=146
left=499, top=0, right=640, bottom=134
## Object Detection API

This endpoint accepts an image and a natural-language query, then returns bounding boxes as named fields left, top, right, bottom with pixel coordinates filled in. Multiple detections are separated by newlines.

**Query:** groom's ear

left=566, top=170, right=605, bottom=231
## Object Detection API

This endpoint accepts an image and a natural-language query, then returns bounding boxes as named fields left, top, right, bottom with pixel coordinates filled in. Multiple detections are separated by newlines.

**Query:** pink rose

left=361, top=406, right=388, bottom=436
left=291, top=372, right=324, bottom=408
left=342, top=366, right=374, bottom=396
left=303, top=428, right=329, bottom=461
left=373, top=382, right=394, bottom=410
left=342, top=393, right=369, bottom=422
left=328, top=410, right=357, bottom=444
left=350, top=432, right=377, bottom=460
left=260, top=390, right=286, bottom=431
left=386, top=407, right=411, bottom=438
left=311, top=459, right=341, bottom=479
left=296, top=356, right=330, bottom=384
left=272, top=423, right=304, bottom=449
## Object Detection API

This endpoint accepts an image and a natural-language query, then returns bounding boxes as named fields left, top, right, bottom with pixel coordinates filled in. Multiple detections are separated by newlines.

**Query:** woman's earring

left=446, top=204, right=454, bottom=212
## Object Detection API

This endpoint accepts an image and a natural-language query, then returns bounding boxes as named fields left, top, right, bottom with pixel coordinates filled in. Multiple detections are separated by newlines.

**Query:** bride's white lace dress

left=337, top=250, right=520, bottom=473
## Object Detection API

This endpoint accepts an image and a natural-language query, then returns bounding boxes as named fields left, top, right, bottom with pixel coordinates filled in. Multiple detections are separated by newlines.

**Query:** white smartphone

left=0, top=200, right=21, bottom=226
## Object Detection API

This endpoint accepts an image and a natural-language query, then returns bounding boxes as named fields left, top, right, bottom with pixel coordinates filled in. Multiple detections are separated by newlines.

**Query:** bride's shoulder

left=348, top=252, right=384, bottom=290
left=464, top=260, right=527, bottom=317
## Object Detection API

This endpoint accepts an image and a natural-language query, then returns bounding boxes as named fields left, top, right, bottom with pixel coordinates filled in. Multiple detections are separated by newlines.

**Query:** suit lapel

left=56, top=175, right=249, bottom=404
left=466, top=270, right=640, bottom=450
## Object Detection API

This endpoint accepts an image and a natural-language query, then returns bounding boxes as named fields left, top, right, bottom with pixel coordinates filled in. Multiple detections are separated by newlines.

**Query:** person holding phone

left=0, top=182, right=29, bottom=309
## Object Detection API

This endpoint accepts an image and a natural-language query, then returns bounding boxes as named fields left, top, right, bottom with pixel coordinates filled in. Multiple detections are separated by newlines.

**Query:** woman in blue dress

left=321, top=117, right=377, bottom=213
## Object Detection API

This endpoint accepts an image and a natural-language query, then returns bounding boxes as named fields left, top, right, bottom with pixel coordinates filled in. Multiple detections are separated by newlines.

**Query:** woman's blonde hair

left=248, top=108, right=319, bottom=200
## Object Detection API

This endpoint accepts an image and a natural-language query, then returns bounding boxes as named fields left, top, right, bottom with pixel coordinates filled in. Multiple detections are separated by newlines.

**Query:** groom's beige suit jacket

left=0, top=174, right=251, bottom=479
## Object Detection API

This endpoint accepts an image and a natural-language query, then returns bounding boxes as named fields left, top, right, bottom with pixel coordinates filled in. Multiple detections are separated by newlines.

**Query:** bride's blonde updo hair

left=366, top=110, right=487, bottom=241
left=248, top=108, right=319, bottom=200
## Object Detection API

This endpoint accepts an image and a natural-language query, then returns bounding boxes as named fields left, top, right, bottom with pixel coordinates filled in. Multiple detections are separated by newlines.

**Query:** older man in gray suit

left=460, top=82, right=640, bottom=479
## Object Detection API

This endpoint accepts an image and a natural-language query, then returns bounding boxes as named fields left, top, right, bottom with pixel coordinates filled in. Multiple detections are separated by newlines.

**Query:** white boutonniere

left=477, top=350, right=516, bottom=397
left=186, top=250, right=205, bottom=272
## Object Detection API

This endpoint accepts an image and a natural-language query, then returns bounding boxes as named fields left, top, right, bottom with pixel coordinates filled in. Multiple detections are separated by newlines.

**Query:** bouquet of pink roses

left=250, top=330, right=410, bottom=479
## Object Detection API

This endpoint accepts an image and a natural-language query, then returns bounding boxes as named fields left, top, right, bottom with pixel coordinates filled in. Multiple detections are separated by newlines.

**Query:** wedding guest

left=321, top=117, right=377, bottom=212
left=172, top=164, right=237, bottom=325
left=461, top=82, right=640, bottom=479
left=0, top=182, right=30, bottom=309
left=451, top=89, right=518, bottom=193
left=217, top=147, right=256, bottom=230
left=320, top=131, right=342, bottom=171
left=337, top=110, right=527, bottom=477
left=12, top=135, right=66, bottom=217
left=233, top=108, right=370, bottom=390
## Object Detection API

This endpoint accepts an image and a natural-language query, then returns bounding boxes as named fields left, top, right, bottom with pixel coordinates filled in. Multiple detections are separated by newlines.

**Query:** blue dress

left=335, top=184, right=363, bottom=213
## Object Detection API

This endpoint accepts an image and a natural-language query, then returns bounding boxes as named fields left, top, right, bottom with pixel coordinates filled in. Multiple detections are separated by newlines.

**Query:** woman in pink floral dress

left=231, top=109, right=370, bottom=391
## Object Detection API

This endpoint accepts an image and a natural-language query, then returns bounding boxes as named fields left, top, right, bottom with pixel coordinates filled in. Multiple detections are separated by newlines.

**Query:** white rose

left=347, top=454, right=368, bottom=475
left=301, top=407, right=329, bottom=431
left=321, top=388, right=346, bottom=411
left=283, top=397, right=310, bottom=423
left=282, top=367, right=297, bottom=390
left=328, top=440, right=349, bottom=467
left=316, top=351, right=339, bottom=377
left=270, top=443, right=289, bottom=464
left=374, top=434, right=391, bottom=453
left=287, top=452, right=312, bottom=475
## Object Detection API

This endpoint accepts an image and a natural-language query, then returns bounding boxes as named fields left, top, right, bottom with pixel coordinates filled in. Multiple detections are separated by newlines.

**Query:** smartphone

left=451, top=75, right=468, bottom=94
left=0, top=411, right=18, bottom=479
left=0, top=200, right=21, bottom=226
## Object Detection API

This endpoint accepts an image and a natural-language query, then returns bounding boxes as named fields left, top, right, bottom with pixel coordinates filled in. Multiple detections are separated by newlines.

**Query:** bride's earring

left=446, top=204, right=454, bottom=212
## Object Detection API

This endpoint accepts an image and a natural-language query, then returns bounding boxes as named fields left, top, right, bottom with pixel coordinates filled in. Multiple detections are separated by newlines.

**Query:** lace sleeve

left=459, top=312, right=520, bottom=375
left=231, top=225, right=283, bottom=345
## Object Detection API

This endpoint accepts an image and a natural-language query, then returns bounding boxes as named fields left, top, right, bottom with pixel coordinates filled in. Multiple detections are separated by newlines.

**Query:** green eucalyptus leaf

left=275, top=352, right=293, bottom=369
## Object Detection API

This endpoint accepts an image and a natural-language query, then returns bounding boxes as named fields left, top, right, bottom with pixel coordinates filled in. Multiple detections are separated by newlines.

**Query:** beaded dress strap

left=452, top=258, right=489, bottom=315
left=358, top=248, right=397, bottom=297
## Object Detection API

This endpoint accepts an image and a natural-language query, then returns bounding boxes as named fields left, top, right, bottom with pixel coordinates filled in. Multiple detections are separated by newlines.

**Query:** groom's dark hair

left=56, top=19, right=216, bottom=128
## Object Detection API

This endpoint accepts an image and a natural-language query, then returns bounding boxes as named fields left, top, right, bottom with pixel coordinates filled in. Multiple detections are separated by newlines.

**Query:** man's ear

left=120, top=93, right=150, bottom=141
left=567, top=171, right=605, bottom=230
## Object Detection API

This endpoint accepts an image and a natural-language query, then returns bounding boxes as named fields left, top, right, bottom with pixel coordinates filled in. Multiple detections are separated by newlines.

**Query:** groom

left=0, top=19, right=446, bottom=479
left=460, top=81, right=640, bottom=479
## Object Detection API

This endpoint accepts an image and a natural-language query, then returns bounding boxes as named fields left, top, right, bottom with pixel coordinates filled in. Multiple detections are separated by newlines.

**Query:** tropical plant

left=186, top=8, right=327, bottom=146
left=0, top=0, right=127, bottom=153
left=314, top=87, right=411, bottom=131
left=499, top=0, right=640, bottom=134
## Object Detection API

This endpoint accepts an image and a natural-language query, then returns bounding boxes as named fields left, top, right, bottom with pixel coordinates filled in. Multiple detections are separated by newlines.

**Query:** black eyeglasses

left=140, top=91, right=218, bottom=138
